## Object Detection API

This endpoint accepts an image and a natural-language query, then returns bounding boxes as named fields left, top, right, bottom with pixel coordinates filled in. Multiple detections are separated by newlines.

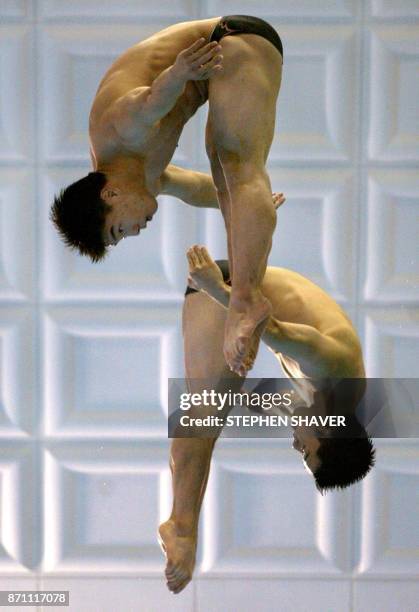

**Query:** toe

left=167, top=567, right=188, bottom=593
left=173, top=574, right=191, bottom=594
left=166, top=564, right=181, bottom=580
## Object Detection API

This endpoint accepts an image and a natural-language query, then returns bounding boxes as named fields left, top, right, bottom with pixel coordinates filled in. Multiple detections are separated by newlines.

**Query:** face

left=101, top=187, right=158, bottom=247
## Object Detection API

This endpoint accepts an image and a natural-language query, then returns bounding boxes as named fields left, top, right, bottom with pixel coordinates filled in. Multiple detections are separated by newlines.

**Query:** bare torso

left=261, top=266, right=365, bottom=384
left=89, top=18, right=220, bottom=191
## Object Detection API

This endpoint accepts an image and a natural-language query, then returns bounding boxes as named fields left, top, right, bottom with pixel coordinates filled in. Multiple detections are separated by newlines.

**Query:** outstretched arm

left=162, top=165, right=286, bottom=210
left=160, top=165, right=219, bottom=208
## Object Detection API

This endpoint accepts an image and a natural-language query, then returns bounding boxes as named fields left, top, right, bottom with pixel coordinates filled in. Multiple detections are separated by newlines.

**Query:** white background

left=0, top=1, right=418, bottom=611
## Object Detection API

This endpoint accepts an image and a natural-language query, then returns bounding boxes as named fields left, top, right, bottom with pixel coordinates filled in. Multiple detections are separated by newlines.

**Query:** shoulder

left=324, top=324, right=365, bottom=377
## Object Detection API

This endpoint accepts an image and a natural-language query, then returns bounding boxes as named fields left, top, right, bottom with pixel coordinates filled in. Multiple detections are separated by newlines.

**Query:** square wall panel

left=200, top=443, right=352, bottom=575
left=40, top=0, right=195, bottom=20
left=0, top=444, right=39, bottom=573
left=362, top=309, right=419, bottom=377
left=0, top=1, right=33, bottom=20
left=354, top=580, right=419, bottom=612
left=0, top=170, right=34, bottom=301
left=203, top=169, right=356, bottom=302
left=268, top=25, right=357, bottom=162
left=363, top=171, right=419, bottom=303
left=355, top=442, right=419, bottom=576
left=368, top=27, right=419, bottom=162
left=39, top=578, right=193, bottom=612
left=39, top=24, right=179, bottom=163
left=0, top=25, right=33, bottom=162
left=42, top=169, right=201, bottom=301
left=204, top=1, right=356, bottom=18
left=0, top=308, right=35, bottom=436
left=42, top=443, right=170, bottom=573
left=370, top=1, right=419, bottom=18
left=197, top=579, right=351, bottom=612
left=266, top=169, right=355, bottom=302
left=43, top=306, right=183, bottom=437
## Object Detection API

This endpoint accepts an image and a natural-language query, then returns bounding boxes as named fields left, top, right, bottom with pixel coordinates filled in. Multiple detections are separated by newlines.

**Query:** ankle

left=170, top=516, right=197, bottom=538
left=231, top=287, right=264, bottom=306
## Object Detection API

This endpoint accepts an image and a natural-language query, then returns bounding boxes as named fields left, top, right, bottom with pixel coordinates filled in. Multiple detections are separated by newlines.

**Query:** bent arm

left=263, top=318, right=338, bottom=370
left=112, top=67, right=187, bottom=137
left=140, top=66, right=187, bottom=123
left=192, top=278, right=343, bottom=376
left=161, top=165, right=219, bottom=209
left=113, top=40, right=223, bottom=134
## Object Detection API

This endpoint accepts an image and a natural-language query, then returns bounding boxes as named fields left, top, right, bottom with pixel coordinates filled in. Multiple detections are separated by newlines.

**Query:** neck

left=97, top=156, right=146, bottom=186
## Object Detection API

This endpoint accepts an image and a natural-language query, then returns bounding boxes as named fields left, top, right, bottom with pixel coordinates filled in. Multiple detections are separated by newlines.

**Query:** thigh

left=182, top=291, right=243, bottom=395
left=205, top=117, right=228, bottom=194
left=208, top=34, right=282, bottom=163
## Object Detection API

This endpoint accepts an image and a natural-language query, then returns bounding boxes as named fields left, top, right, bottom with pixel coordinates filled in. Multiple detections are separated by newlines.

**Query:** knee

left=220, top=155, right=267, bottom=188
left=226, top=168, right=271, bottom=197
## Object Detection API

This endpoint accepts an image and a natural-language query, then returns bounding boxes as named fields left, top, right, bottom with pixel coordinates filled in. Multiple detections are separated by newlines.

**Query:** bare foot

left=234, top=316, right=267, bottom=376
left=224, top=294, right=272, bottom=375
left=158, top=520, right=197, bottom=595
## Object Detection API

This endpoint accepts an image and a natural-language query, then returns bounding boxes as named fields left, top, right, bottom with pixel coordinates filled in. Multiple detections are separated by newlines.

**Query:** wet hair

left=50, top=172, right=111, bottom=262
left=312, top=416, right=376, bottom=494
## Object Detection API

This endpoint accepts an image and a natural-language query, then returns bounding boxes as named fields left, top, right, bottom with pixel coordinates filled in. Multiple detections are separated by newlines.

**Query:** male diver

left=50, top=15, right=284, bottom=375
left=159, top=245, right=375, bottom=594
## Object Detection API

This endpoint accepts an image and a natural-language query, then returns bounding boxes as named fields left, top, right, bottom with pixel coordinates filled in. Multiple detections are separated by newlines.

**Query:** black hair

left=312, top=416, right=376, bottom=494
left=50, top=172, right=111, bottom=262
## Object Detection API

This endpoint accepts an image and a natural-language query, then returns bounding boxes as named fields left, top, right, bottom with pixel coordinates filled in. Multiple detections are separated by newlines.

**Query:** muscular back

left=261, top=267, right=365, bottom=378
left=89, top=18, right=219, bottom=171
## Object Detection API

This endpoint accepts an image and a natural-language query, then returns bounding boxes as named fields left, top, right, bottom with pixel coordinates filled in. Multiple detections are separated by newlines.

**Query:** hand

left=186, top=245, right=225, bottom=293
left=173, top=38, right=223, bottom=82
left=272, top=192, right=286, bottom=210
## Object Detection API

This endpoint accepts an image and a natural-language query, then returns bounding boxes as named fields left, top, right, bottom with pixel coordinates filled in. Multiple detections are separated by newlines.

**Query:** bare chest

left=92, top=82, right=205, bottom=186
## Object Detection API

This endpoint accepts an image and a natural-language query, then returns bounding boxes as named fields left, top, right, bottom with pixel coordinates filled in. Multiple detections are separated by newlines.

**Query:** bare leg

left=158, top=291, right=244, bottom=594
left=208, top=34, right=282, bottom=374
left=205, top=117, right=234, bottom=281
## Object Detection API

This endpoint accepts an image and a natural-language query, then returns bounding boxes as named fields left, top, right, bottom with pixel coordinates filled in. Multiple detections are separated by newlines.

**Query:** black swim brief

left=210, top=15, right=283, bottom=61
left=185, top=259, right=231, bottom=297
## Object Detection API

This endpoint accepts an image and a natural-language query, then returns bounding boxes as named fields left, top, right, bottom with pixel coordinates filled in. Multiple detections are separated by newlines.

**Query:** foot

left=158, top=520, right=197, bottom=595
left=224, top=293, right=272, bottom=376
left=235, top=316, right=267, bottom=376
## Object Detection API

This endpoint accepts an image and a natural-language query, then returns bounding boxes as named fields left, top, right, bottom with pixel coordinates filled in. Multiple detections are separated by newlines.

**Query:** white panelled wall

left=0, top=1, right=418, bottom=611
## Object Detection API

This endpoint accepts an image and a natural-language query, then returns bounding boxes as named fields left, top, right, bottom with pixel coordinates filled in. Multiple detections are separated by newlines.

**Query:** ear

left=100, top=186, right=120, bottom=201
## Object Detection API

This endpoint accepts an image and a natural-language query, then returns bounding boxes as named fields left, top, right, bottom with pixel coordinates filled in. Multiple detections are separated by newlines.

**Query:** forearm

left=143, top=65, right=187, bottom=122
left=161, top=166, right=219, bottom=208
left=192, top=172, right=219, bottom=208
left=263, top=319, right=321, bottom=361
left=169, top=437, right=215, bottom=535
left=200, top=280, right=320, bottom=360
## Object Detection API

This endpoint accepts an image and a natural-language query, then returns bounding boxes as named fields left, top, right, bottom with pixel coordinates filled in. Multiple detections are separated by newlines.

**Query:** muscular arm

left=263, top=318, right=347, bottom=376
left=137, top=66, right=187, bottom=125
left=112, top=40, right=223, bottom=136
left=186, top=259, right=349, bottom=377
left=111, top=67, right=186, bottom=138
left=160, top=165, right=219, bottom=208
